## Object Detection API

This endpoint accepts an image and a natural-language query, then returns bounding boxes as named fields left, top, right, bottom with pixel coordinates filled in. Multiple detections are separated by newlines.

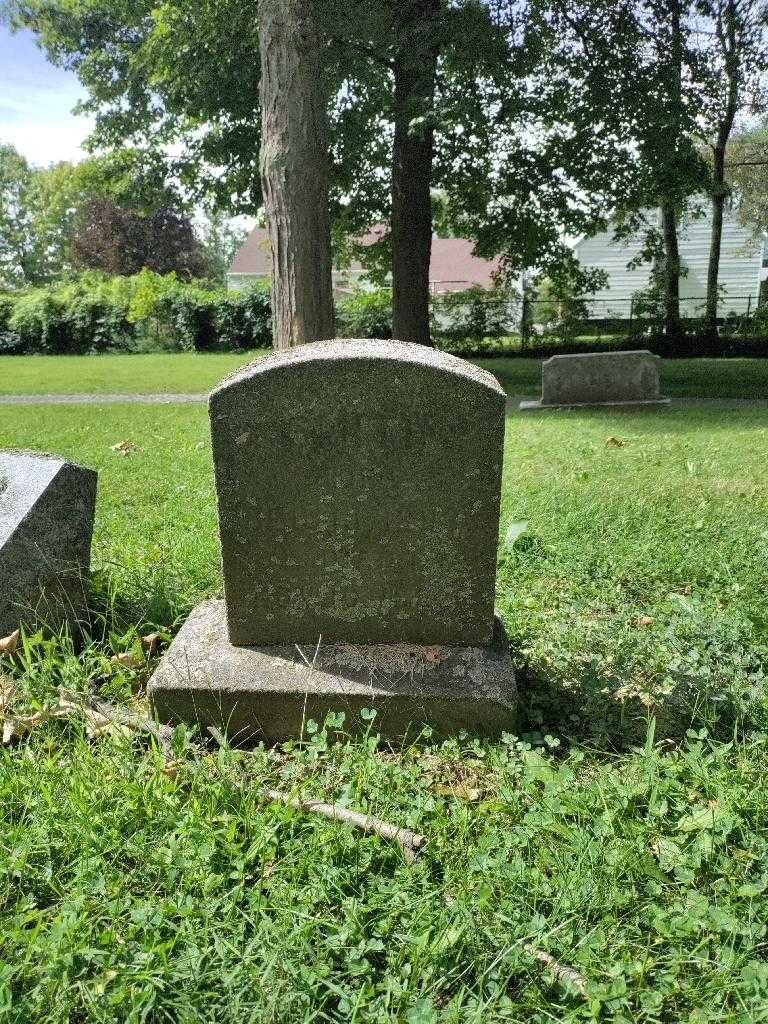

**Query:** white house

left=574, top=204, right=766, bottom=316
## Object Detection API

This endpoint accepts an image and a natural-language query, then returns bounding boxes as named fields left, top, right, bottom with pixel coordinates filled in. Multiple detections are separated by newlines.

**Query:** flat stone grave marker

left=0, top=450, right=97, bottom=637
left=149, top=339, right=517, bottom=743
left=520, top=350, right=670, bottom=410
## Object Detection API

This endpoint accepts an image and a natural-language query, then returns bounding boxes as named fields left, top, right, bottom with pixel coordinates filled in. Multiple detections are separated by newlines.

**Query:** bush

left=213, top=287, right=272, bottom=350
left=432, top=286, right=515, bottom=345
left=0, top=293, right=20, bottom=353
left=336, top=289, right=392, bottom=338
left=8, top=279, right=134, bottom=354
left=0, top=272, right=273, bottom=354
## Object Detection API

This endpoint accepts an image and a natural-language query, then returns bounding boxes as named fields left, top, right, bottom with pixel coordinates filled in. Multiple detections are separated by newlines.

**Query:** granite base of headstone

left=149, top=339, right=517, bottom=743
left=0, top=450, right=97, bottom=637
left=150, top=599, right=516, bottom=743
left=519, top=350, right=671, bottom=410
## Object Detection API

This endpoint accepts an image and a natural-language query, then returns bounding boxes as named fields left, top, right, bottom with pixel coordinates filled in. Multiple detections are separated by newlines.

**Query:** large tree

left=70, top=198, right=207, bottom=278
left=511, top=0, right=710, bottom=337
left=258, top=0, right=334, bottom=348
left=724, top=122, right=768, bottom=230
left=0, top=144, right=193, bottom=286
left=7, top=0, right=514, bottom=345
left=697, top=0, right=768, bottom=332
left=0, top=144, right=38, bottom=286
left=390, top=0, right=440, bottom=345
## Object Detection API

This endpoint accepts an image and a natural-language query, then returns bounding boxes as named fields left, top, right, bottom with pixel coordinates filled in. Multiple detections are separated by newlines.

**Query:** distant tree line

left=4, top=0, right=768, bottom=347
left=0, top=145, right=245, bottom=289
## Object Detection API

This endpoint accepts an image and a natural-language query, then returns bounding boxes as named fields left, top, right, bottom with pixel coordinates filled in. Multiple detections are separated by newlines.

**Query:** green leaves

left=676, top=802, right=734, bottom=835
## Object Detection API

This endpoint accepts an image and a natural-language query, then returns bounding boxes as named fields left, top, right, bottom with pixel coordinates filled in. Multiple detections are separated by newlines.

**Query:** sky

left=0, top=25, right=94, bottom=166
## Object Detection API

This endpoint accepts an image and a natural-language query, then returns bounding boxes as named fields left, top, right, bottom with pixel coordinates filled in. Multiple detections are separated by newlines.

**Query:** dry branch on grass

left=522, top=943, right=588, bottom=994
left=207, top=726, right=427, bottom=863
left=264, top=787, right=428, bottom=863
left=2, top=696, right=588, bottom=992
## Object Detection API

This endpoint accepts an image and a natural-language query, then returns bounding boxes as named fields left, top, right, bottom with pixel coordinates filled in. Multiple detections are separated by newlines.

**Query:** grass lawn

left=1, top=351, right=767, bottom=399
left=1, top=400, right=768, bottom=1021
left=0, top=352, right=261, bottom=395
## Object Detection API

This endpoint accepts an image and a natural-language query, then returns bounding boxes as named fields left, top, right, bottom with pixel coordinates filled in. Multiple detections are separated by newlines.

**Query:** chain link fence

left=429, top=290, right=767, bottom=357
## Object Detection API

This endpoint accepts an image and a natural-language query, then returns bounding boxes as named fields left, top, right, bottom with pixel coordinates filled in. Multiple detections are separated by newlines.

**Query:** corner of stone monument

left=0, top=449, right=98, bottom=638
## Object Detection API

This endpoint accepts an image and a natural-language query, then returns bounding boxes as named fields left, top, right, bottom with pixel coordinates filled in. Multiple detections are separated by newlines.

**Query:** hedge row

left=0, top=272, right=272, bottom=355
left=6, top=274, right=763, bottom=358
left=0, top=275, right=520, bottom=356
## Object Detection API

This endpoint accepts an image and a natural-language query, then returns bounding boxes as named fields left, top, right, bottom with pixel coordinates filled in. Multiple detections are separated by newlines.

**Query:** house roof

left=228, top=226, right=501, bottom=292
left=228, top=228, right=272, bottom=275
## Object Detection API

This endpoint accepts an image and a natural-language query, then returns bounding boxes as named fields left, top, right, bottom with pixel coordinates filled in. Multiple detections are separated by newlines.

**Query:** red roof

left=228, top=227, right=272, bottom=275
left=228, top=227, right=501, bottom=292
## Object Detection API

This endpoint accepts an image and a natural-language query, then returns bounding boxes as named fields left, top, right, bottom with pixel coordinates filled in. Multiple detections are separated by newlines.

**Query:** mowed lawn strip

left=0, top=400, right=767, bottom=1021
left=0, top=351, right=262, bottom=395
left=1, top=351, right=767, bottom=399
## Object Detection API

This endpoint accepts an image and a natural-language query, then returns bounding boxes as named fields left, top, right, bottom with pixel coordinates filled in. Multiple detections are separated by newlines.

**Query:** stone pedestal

left=149, top=600, right=516, bottom=744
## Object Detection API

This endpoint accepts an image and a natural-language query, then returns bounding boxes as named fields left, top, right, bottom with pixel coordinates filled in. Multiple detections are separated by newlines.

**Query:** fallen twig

left=4, top=696, right=588, bottom=987
left=265, top=788, right=428, bottom=863
left=205, top=725, right=426, bottom=863
left=522, top=943, right=588, bottom=994
left=84, top=695, right=175, bottom=756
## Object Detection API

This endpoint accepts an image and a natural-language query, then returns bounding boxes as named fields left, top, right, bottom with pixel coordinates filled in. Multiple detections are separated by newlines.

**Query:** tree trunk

left=705, top=147, right=727, bottom=333
left=660, top=203, right=681, bottom=337
left=391, top=0, right=439, bottom=347
left=661, top=0, right=683, bottom=338
left=258, top=0, right=334, bottom=349
left=704, top=0, right=739, bottom=335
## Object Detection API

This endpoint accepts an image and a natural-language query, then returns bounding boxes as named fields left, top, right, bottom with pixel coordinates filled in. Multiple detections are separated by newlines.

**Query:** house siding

left=575, top=207, right=762, bottom=316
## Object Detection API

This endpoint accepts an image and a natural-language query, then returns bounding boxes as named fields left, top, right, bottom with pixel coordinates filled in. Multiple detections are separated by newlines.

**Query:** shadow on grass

left=513, top=654, right=764, bottom=752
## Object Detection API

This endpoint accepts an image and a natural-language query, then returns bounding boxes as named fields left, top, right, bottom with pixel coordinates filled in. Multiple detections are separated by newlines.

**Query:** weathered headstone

left=519, top=350, right=670, bottom=410
left=149, top=339, right=516, bottom=742
left=0, top=451, right=97, bottom=637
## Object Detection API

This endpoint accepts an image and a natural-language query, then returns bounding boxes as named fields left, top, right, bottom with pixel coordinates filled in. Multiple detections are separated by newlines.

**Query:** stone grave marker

left=519, top=349, right=670, bottom=410
left=149, top=339, right=517, bottom=742
left=0, top=450, right=97, bottom=637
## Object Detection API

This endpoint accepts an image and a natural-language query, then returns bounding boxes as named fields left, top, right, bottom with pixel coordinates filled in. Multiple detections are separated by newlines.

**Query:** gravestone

left=0, top=450, right=97, bottom=637
left=519, top=350, right=670, bottom=410
left=149, top=339, right=517, bottom=743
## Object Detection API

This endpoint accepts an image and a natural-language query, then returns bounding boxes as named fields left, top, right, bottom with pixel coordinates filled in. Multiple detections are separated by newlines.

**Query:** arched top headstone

left=209, top=339, right=506, bottom=646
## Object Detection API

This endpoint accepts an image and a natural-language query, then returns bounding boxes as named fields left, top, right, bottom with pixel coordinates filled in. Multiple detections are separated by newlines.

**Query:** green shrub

left=212, top=287, right=272, bottom=350
left=0, top=272, right=273, bottom=354
left=432, top=286, right=514, bottom=344
left=336, top=288, right=392, bottom=339
left=0, top=293, right=21, bottom=353
left=6, top=275, right=134, bottom=354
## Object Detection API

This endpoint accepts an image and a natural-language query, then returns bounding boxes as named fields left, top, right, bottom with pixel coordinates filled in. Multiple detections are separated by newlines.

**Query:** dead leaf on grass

left=110, top=652, right=145, bottom=669
left=0, top=675, right=18, bottom=713
left=434, top=783, right=483, bottom=802
left=110, top=440, right=138, bottom=456
left=0, top=629, right=20, bottom=656
left=2, top=707, right=52, bottom=744
left=140, top=631, right=165, bottom=653
left=161, top=758, right=185, bottom=780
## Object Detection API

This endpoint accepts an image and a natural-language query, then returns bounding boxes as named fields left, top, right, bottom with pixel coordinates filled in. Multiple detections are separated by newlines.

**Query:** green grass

left=1, top=352, right=767, bottom=399
left=0, top=352, right=262, bottom=395
left=1, top=401, right=768, bottom=1021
